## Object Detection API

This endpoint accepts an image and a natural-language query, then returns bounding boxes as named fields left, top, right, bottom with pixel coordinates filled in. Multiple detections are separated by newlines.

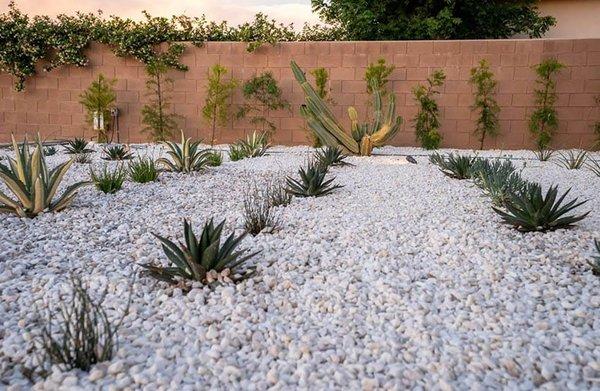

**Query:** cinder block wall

left=1, top=39, right=599, bottom=149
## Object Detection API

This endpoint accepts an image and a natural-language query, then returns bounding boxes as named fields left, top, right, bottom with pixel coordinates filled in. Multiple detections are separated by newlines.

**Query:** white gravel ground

left=0, top=144, right=599, bottom=390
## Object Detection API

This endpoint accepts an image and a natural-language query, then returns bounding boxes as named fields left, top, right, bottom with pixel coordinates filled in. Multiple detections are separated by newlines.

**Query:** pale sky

left=4, top=0, right=321, bottom=26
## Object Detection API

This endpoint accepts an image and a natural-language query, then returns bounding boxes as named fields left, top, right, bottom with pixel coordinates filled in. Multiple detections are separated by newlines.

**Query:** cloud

left=5, top=0, right=321, bottom=26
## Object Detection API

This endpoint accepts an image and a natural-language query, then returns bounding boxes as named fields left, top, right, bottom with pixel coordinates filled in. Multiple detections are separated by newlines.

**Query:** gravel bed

left=0, top=145, right=599, bottom=390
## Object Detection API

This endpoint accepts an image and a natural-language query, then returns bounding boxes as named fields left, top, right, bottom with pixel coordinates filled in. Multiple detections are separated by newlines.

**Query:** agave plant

left=141, top=219, right=259, bottom=284
left=286, top=161, right=342, bottom=197
left=429, top=152, right=478, bottom=180
left=492, top=184, right=589, bottom=232
left=587, top=158, right=600, bottom=177
left=229, top=132, right=270, bottom=161
left=315, top=146, right=351, bottom=169
left=292, top=61, right=402, bottom=156
left=472, top=161, right=534, bottom=207
left=157, top=130, right=210, bottom=173
left=589, top=239, right=600, bottom=276
left=0, top=136, right=89, bottom=217
left=64, top=138, right=94, bottom=155
left=102, top=145, right=134, bottom=161
left=43, top=146, right=57, bottom=156
left=556, top=150, right=587, bottom=169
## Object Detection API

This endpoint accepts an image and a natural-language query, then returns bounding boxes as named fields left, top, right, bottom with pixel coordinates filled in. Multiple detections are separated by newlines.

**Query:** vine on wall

left=0, top=2, right=341, bottom=91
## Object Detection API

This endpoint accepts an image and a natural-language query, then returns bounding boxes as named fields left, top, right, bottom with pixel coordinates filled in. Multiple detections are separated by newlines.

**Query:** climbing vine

left=0, top=2, right=341, bottom=91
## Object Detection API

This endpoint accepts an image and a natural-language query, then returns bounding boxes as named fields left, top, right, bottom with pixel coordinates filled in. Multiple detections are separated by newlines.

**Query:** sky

left=3, top=0, right=321, bottom=26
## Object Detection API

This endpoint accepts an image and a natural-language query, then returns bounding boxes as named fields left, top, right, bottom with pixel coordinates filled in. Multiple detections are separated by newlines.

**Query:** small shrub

left=314, top=146, right=350, bottom=169
left=365, top=58, right=395, bottom=96
left=157, top=130, right=210, bottom=173
left=91, top=165, right=126, bottom=194
left=243, top=183, right=280, bottom=236
left=469, top=59, right=500, bottom=149
left=587, top=158, right=600, bottom=177
left=128, top=157, right=159, bottom=183
left=205, top=150, right=223, bottom=167
left=533, top=148, right=554, bottom=162
left=413, top=70, right=445, bottom=149
left=102, top=144, right=134, bottom=161
left=141, top=218, right=259, bottom=285
left=529, top=58, right=565, bottom=150
left=43, top=146, right=57, bottom=156
left=79, top=74, right=117, bottom=143
left=30, top=275, right=130, bottom=374
left=64, top=137, right=94, bottom=154
left=0, top=135, right=89, bottom=217
left=492, top=184, right=589, bottom=232
left=429, top=152, right=478, bottom=180
left=74, top=153, right=93, bottom=164
left=286, top=161, right=342, bottom=197
left=589, top=239, right=600, bottom=276
left=202, top=64, right=238, bottom=146
left=556, top=150, right=587, bottom=170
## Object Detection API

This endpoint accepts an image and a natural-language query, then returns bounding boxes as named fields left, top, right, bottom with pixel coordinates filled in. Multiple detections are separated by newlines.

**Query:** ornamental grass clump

left=0, top=135, right=89, bottom=217
left=64, top=137, right=94, bottom=155
left=492, top=184, right=589, bottom=232
left=533, top=148, right=554, bottom=162
left=157, top=130, right=210, bottom=173
left=429, top=152, right=478, bottom=180
left=286, top=160, right=342, bottom=197
left=29, top=275, right=131, bottom=375
left=90, top=165, right=126, bottom=194
left=102, top=144, right=134, bottom=161
left=128, top=157, right=159, bottom=183
left=141, top=218, right=259, bottom=285
left=243, top=182, right=280, bottom=236
left=314, top=146, right=351, bottom=169
left=556, top=150, right=588, bottom=170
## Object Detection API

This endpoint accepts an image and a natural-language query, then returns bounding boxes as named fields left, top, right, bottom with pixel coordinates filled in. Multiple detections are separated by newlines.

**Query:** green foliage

left=557, top=150, right=588, bottom=170
left=315, top=146, right=351, bottom=169
left=413, top=70, right=445, bottom=150
left=243, top=182, right=280, bottom=236
left=141, top=218, right=259, bottom=285
left=492, top=184, right=589, bottom=232
left=30, top=275, right=130, bottom=375
left=90, top=165, right=126, bottom=194
left=43, top=146, right=57, bottom=156
left=141, top=59, right=181, bottom=142
left=286, top=160, right=342, bottom=197
left=292, top=61, right=402, bottom=156
left=202, top=64, right=238, bottom=146
left=364, top=58, right=395, bottom=95
left=157, top=130, right=210, bottom=173
left=102, top=145, right=134, bottom=161
left=469, top=59, right=500, bottom=149
left=128, top=157, right=159, bottom=183
left=471, top=159, right=531, bottom=207
left=429, top=152, right=477, bottom=180
left=533, top=148, right=554, bottom=161
left=311, top=0, right=555, bottom=41
left=589, top=239, right=600, bottom=276
left=307, top=67, right=332, bottom=147
left=205, top=151, right=223, bottom=167
left=228, top=132, right=270, bottom=161
left=237, top=72, right=290, bottom=136
left=0, top=135, right=89, bottom=217
left=64, top=138, right=94, bottom=155
left=228, top=144, right=246, bottom=162
left=529, top=58, right=565, bottom=150
left=79, top=74, right=117, bottom=143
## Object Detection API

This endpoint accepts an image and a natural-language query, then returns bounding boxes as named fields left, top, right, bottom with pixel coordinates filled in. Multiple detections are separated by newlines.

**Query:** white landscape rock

left=0, top=145, right=599, bottom=389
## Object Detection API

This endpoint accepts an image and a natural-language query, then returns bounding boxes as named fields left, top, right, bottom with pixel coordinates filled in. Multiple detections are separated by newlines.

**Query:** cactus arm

left=304, top=99, right=360, bottom=154
left=300, top=106, right=357, bottom=154
left=371, top=88, right=382, bottom=135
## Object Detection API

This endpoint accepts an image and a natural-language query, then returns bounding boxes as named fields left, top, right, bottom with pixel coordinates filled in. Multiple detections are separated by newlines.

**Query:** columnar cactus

left=291, top=61, right=402, bottom=156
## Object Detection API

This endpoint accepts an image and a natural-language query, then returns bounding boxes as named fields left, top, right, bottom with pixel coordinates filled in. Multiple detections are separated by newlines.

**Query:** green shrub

left=557, top=150, right=588, bottom=170
left=429, top=152, right=477, bottom=180
left=102, top=144, right=134, bottom=161
left=90, top=165, right=126, bottom=194
left=141, top=218, right=259, bottom=285
left=364, top=58, right=395, bottom=96
left=529, top=58, right=565, bottom=150
left=286, top=161, right=342, bottom=197
left=202, top=64, right=238, bottom=146
left=469, top=59, right=500, bottom=149
left=79, top=74, right=117, bottom=143
left=413, top=70, right=445, bottom=149
left=128, top=157, right=159, bottom=183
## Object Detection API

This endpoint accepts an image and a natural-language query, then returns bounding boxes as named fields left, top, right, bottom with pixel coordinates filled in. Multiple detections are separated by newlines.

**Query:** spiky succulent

left=492, top=184, right=589, bottom=232
left=229, top=132, right=270, bottom=161
left=533, top=148, right=554, bottom=161
left=141, top=218, right=259, bottom=284
left=314, top=146, right=351, bottom=169
left=557, top=150, right=587, bottom=169
left=430, top=152, right=478, bottom=180
left=43, top=146, right=57, bottom=156
left=90, top=165, right=126, bottom=194
left=102, top=145, right=134, bottom=161
left=205, top=151, right=223, bottom=167
left=128, top=157, right=159, bottom=183
left=0, top=135, right=89, bottom=217
left=471, top=159, right=523, bottom=206
left=286, top=161, right=342, bottom=197
left=589, top=239, right=600, bottom=276
left=64, top=138, right=94, bottom=155
left=74, top=153, right=93, bottom=164
left=587, top=158, right=600, bottom=177
left=157, top=130, right=210, bottom=173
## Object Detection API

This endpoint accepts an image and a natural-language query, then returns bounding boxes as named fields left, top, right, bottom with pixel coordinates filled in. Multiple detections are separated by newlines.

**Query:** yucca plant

left=589, top=239, right=600, bottom=276
left=141, top=218, right=259, bottom=285
left=128, top=157, right=159, bottom=183
left=492, top=184, right=589, bottom=232
left=556, top=150, right=588, bottom=169
left=315, top=146, right=351, bottom=169
left=90, top=165, right=126, bottom=194
left=43, top=146, right=57, bottom=156
left=102, top=145, right=134, bottom=161
left=429, top=152, right=478, bottom=180
left=286, top=161, right=342, bottom=197
left=64, top=138, right=94, bottom=155
left=157, top=130, right=210, bottom=173
left=587, top=158, right=600, bottom=177
left=533, top=148, right=554, bottom=161
left=0, top=135, right=89, bottom=217
left=292, top=61, right=402, bottom=156
left=205, top=150, right=223, bottom=167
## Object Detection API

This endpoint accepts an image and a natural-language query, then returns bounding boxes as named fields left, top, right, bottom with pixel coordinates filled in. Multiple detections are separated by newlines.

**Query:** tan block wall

left=1, top=39, right=599, bottom=149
